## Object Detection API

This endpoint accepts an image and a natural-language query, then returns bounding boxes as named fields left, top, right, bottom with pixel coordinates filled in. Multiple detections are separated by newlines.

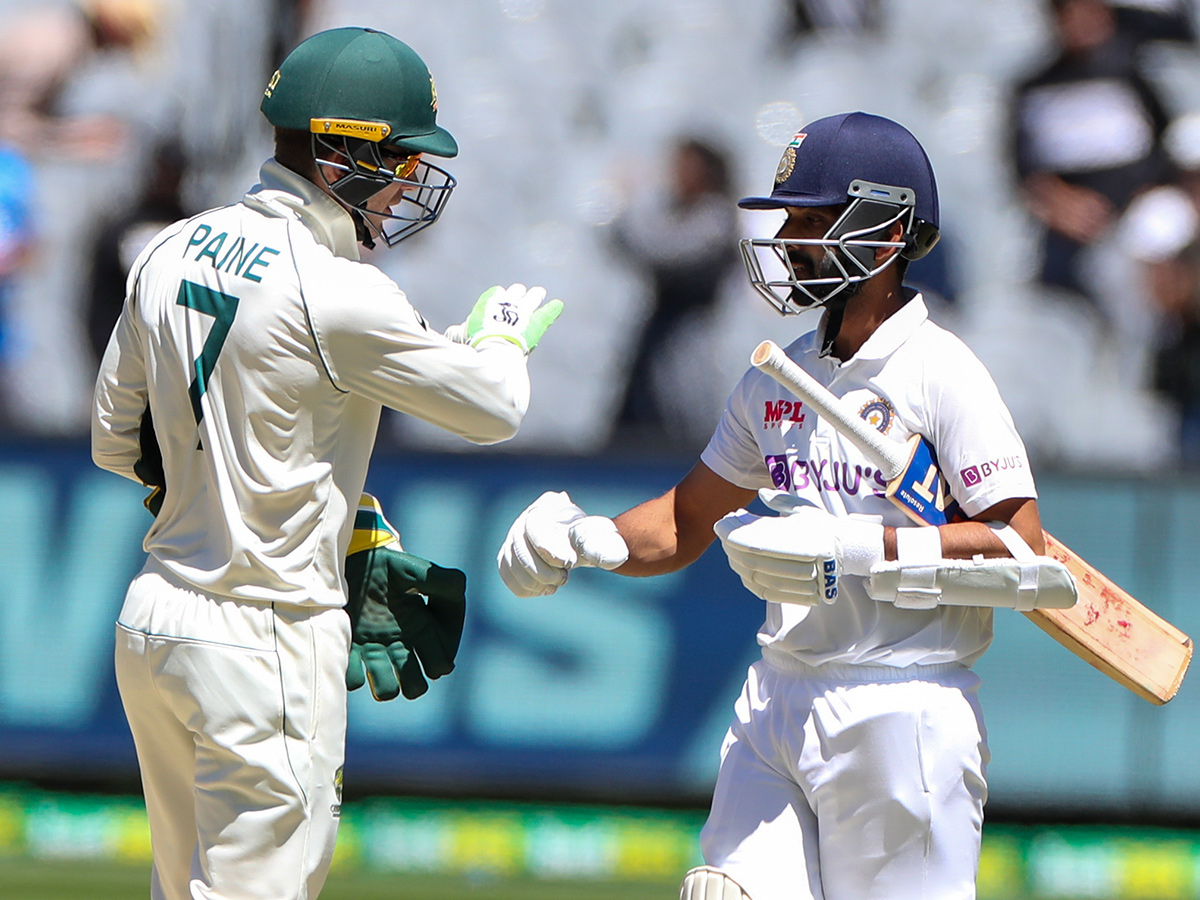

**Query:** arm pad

left=869, top=522, right=1077, bottom=611
left=866, top=555, right=1078, bottom=611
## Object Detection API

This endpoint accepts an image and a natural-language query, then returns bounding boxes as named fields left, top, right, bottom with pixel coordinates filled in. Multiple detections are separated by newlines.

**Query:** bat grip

left=751, top=340, right=908, bottom=478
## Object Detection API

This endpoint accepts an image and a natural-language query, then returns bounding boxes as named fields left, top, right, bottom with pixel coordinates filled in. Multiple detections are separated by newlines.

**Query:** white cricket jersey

left=701, top=294, right=1036, bottom=668
left=93, top=160, right=530, bottom=607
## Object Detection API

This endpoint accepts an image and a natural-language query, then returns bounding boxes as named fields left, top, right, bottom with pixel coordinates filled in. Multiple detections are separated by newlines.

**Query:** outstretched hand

left=497, top=491, right=628, bottom=598
left=445, top=283, right=563, bottom=354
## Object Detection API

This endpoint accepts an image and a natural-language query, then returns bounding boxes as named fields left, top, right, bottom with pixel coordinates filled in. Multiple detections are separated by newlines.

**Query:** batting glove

left=344, top=495, right=467, bottom=701
left=714, top=490, right=884, bottom=605
left=497, top=491, right=629, bottom=598
left=445, top=283, right=564, bottom=354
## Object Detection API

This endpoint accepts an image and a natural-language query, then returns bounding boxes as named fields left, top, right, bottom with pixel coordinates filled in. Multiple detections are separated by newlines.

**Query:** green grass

left=0, top=857, right=681, bottom=900
left=0, top=856, right=1129, bottom=900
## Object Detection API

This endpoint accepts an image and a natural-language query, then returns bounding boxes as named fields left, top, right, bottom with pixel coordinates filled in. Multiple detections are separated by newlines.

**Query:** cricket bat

left=751, top=339, right=1192, bottom=704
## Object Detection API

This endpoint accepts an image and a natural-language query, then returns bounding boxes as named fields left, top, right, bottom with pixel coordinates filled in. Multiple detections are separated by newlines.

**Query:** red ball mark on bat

left=1117, top=620, right=1132, bottom=632
left=1084, top=606, right=1101, bottom=626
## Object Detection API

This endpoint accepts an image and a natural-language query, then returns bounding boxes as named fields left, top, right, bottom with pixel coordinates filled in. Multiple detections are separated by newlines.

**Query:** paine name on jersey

left=185, top=223, right=281, bottom=283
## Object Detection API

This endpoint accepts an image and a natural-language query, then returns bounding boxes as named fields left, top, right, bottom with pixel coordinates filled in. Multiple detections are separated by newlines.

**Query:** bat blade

left=751, top=339, right=1193, bottom=704
left=1035, top=534, right=1192, bottom=705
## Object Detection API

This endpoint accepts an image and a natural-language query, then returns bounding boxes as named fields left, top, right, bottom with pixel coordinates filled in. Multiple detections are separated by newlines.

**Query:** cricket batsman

left=498, top=112, right=1075, bottom=900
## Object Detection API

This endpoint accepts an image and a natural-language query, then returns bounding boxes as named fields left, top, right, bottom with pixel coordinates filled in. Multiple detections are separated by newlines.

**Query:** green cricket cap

left=261, top=27, right=458, bottom=158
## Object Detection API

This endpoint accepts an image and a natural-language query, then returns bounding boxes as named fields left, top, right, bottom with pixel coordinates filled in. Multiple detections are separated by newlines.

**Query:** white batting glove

left=497, top=491, right=629, bottom=598
left=714, top=490, right=884, bottom=605
left=445, top=283, right=564, bottom=354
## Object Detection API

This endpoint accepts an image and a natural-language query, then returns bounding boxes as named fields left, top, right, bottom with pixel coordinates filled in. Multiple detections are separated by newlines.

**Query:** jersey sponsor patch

left=763, top=452, right=887, bottom=496
left=762, top=398, right=806, bottom=429
left=959, top=455, right=1026, bottom=488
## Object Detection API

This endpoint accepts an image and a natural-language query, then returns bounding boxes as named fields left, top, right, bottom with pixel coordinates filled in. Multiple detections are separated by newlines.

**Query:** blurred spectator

left=1110, top=0, right=1196, bottom=45
left=1009, top=0, right=1173, bottom=310
left=1146, top=235, right=1200, bottom=464
left=1119, top=114, right=1200, bottom=463
left=269, top=0, right=320, bottom=69
left=0, top=0, right=164, bottom=435
left=607, top=137, right=738, bottom=448
left=84, top=140, right=187, bottom=368
left=0, top=0, right=160, bottom=161
left=0, top=143, right=32, bottom=429
left=172, top=0, right=313, bottom=210
left=780, top=0, right=882, bottom=44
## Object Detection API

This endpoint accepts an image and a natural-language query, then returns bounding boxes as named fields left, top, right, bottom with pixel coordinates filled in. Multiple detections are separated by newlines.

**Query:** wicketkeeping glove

left=344, top=495, right=467, bottom=701
left=714, top=490, right=884, bottom=605
left=134, top=405, right=165, bottom=516
left=497, top=490, right=629, bottom=597
left=444, top=283, right=563, bottom=354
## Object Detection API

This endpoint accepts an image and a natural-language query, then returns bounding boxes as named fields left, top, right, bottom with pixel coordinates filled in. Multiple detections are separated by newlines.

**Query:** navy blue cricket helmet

left=738, top=111, right=941, bottom=314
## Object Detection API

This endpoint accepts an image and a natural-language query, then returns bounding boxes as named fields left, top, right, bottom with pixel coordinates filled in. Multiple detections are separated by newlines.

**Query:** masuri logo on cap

left=309, top=118, right=392, bottom=142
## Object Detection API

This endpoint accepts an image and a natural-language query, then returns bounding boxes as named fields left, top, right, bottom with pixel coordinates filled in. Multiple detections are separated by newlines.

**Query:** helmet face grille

left=739, top=193, right=912, bottom=315
left=314, top=133, right=456, bottom=246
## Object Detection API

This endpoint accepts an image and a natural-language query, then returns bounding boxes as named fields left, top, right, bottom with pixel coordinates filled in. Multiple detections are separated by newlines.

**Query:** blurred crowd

left=3, top=0, right=1200, bottom=469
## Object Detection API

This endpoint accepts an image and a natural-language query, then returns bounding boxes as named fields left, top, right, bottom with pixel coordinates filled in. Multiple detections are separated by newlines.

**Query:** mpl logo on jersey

left=959, top=455, right=1026, bottom=487
left=762, top=399, right=806, bottom=429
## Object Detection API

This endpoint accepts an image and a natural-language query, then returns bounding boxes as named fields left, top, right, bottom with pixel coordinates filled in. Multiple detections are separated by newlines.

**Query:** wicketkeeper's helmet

left=261, top=27, right=458, bottom=247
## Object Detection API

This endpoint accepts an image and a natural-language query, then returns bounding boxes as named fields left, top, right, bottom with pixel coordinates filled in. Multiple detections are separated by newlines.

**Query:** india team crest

left=775, top=131, right=806, bottom=184
left=775, top=146, right=796, bottom=184
left=859, top=397, right=895, bottom=434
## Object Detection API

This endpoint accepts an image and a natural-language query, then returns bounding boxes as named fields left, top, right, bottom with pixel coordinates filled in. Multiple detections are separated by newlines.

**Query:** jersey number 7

left=177, top=280, right=239, bottom=424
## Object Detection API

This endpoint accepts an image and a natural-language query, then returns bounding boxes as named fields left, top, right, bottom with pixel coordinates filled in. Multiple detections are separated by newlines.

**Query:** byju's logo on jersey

left=765, top=454, right=791, bottom=489
left=763, top=452, right=888, bottom=496
left=859, top=397, right=895, bottom=434
left=960, top=456, right=1025, bottom=487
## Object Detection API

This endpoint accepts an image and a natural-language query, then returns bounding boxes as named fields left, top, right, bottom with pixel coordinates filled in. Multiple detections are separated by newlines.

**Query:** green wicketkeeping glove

left=344, top=495, right=467, bottom=701
left=445, top=283, right=563, bottom=354
left=134, top=405, right=165, bottom=516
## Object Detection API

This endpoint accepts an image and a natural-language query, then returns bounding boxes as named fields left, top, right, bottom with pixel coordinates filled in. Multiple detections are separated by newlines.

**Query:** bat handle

left=751, top=340, right=908, bottom=478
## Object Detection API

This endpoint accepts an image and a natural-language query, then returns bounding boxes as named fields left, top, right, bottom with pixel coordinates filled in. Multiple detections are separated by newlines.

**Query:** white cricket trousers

left=700, top=652, right=989, bottom=900
left=114, top=561, right=350, bottom=900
